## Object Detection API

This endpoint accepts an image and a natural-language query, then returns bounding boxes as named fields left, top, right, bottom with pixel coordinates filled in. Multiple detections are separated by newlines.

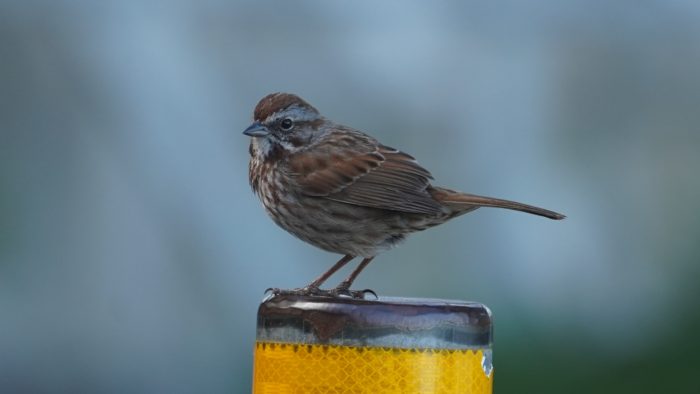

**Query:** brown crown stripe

left=254, top=92, right=318, bottom=122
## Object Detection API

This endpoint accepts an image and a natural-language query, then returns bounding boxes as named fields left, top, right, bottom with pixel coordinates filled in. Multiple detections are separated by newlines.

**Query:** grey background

left=1, top=0, right=699, bottom=392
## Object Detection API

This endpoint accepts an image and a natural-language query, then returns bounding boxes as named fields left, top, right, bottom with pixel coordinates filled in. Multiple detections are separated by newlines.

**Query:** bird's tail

left=430, top=187, right=565, bottom=220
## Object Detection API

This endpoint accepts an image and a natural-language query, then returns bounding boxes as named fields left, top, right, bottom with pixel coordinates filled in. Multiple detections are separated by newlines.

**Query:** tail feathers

left=431, top=187, right=565, bottom=220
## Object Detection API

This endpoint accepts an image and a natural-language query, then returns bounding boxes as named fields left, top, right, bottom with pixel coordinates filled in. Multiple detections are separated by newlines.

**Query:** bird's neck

left=251, top=138, right=288, bottom=163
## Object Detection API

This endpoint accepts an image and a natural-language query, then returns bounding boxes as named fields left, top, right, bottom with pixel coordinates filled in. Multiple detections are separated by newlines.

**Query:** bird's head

left=244, top=93, right=324, bottom=159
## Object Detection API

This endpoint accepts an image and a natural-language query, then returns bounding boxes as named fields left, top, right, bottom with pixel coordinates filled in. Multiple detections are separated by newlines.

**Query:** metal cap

left=257, top=294, right=493, bottom=350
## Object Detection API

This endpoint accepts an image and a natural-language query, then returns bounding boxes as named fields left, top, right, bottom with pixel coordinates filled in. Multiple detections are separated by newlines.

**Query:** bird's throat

left=252, top=137, right=287, bottom=163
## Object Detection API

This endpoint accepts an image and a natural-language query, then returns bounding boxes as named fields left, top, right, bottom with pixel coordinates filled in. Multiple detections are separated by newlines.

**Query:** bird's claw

left=331, top=287, right=378, bottom=300
left=359, top=288, right=378, bottom=300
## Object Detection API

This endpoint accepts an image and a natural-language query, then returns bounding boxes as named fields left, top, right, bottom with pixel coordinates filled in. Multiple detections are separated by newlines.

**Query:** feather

left=430, top=187, right=565, bottom=220
left=289, top=130, right=444, bottom=215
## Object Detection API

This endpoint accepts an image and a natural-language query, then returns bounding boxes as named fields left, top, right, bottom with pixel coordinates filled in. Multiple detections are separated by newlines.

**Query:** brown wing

left=288, top=128, right=443, bottom=215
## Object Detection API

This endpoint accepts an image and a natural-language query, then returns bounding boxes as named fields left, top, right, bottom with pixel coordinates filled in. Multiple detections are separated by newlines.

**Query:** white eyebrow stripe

left=266, top=106, right=319, bottom=123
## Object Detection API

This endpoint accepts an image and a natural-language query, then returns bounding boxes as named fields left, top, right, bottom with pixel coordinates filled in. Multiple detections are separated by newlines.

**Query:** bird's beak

left=243, top=122, right=270, bottom=137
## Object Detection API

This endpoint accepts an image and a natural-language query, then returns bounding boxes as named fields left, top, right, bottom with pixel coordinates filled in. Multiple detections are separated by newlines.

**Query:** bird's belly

left=262, top=194, right=420, bottom=257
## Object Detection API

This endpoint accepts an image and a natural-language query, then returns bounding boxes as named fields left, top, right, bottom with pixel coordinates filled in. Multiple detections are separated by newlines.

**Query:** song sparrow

left=244, top=93, right=564, bottom=297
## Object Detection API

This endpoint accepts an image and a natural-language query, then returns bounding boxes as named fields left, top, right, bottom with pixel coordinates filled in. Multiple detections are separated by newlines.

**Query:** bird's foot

left=330, top=283, right=378, bottom=300
left=263, top=285, right=378, bottom=300
left=264, top=286, right=330, bottom=297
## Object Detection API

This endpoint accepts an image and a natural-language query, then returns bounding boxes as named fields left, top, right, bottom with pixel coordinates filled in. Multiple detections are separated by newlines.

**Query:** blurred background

left=1, top=0, right=699, bottom=392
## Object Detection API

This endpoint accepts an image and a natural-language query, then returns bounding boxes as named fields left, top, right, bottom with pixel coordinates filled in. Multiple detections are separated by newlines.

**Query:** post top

left=257, top=294, right=492, bottom=349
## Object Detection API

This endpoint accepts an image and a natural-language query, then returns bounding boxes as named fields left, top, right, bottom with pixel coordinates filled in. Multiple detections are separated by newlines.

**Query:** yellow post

left=253, top=294, right=493, bottom=393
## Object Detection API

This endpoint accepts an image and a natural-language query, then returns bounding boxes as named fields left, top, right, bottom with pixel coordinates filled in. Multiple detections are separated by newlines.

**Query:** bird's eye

left=280, top=118, right=294, bottom=131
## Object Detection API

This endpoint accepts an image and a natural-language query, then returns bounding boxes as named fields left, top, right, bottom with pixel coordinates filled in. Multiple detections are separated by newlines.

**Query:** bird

left=244, top=93, right=564, bottom=298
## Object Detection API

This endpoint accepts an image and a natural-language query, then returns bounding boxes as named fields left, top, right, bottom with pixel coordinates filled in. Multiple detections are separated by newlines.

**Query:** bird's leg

left=266, top=254, right=355, bottom=296
left=332, top=256, right=376, bottom=298
left=305, top=254, right=355, bottom=291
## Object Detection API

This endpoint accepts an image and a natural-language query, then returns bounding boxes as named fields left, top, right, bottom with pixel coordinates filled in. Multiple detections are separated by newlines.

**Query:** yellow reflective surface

left=253, top=341, right=493, bottom=394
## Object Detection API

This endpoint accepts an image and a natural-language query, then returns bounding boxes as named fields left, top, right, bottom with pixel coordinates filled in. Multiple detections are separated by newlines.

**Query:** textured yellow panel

left=253, top=342, right=493, bottom=394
